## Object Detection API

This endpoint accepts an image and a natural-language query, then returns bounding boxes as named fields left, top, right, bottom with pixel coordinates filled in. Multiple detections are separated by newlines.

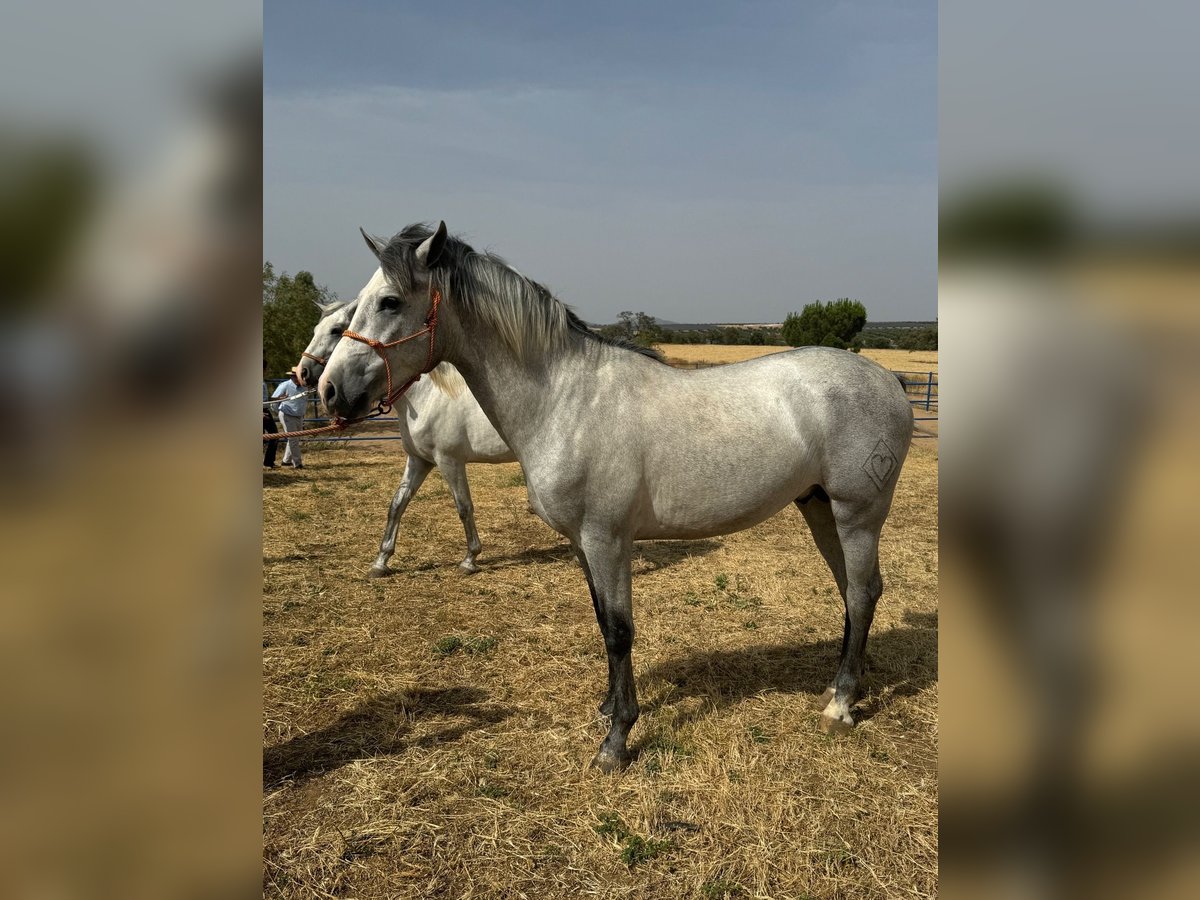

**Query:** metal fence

left=266, top=366, right=939, bottom=444
left=894, top=370, right=938, bottom=438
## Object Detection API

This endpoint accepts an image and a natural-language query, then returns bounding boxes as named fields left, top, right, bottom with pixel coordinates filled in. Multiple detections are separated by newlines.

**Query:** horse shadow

left=263, top=686, right=512, bottom=787
left=482, top=539, right=723, bottom=574
left=640, top=609, right=937, bottom=728
left=634, top=539, right=724, bottom=573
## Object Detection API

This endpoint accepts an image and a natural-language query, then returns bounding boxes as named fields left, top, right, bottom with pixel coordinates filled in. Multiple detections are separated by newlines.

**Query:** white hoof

left=819, top=697, right=855, bottom=735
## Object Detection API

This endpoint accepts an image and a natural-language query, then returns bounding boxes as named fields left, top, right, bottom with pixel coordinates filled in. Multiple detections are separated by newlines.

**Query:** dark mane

left=378, top=223, right=664, bottom=364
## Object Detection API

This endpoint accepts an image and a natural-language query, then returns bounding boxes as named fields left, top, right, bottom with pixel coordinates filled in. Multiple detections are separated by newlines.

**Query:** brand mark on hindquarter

left=861, top=439, right=898, bottom=491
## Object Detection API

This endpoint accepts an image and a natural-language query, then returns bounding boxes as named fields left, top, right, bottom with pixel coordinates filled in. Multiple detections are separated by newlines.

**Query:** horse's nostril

left=322, top=382, right=337, bottom=405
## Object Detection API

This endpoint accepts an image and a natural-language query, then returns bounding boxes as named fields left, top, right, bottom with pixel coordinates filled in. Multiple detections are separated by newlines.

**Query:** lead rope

left=263, top=286, right=442, bottom=441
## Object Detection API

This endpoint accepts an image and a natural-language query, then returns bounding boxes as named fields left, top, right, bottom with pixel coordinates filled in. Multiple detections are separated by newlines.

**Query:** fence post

left=925, top=371, right=933, bottom=411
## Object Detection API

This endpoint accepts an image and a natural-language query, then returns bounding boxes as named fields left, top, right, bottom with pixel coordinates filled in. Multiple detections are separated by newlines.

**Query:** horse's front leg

left=368, top=455, right=433, bottom=578
left=578, top=530, right=637, bottom=772
left=572, top=544, right=614, bottom=716
left=437, top=454, right=484, bottom=574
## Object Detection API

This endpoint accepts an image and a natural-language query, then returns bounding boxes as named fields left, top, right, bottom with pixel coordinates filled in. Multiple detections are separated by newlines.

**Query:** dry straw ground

left=263, top=351, right=938, bottom=899
left=656, top=344, right=938, bottom=376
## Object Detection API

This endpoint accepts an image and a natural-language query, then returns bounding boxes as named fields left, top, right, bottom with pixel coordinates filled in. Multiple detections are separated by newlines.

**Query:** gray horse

left=297, top=286, right=516, bottom=575
left=319, top=222, right=914, bottom=772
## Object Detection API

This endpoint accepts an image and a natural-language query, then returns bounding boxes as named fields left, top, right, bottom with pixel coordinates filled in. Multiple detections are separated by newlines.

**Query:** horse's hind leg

left=369, top=455, right=433, bottom=577
left=437, top=455, right=484, bottom=574
left=820, top=506, right=885, bottom=734
left=796, top=491, right=849, bottom=709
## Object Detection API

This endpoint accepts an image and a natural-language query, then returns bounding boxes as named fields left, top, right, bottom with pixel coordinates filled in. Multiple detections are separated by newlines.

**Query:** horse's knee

left=603, top=617, right=633, bottom=657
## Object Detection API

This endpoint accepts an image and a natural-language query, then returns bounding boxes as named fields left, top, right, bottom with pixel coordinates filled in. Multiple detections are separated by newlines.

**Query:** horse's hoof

left=458, top=561, right=481, bottom=575
left=816, top=687, right=836, bottom=709
left=598, top=696, right=616, bottom=717
left=590, top=748, right=632, bottom=774
left=819, top=712, right=855, bottom=736
left=366, top=566, right=392, bottom=579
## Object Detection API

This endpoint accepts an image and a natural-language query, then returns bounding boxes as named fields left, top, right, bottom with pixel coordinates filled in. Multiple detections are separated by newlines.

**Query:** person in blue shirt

left=271, top=370, right=309, bottom=469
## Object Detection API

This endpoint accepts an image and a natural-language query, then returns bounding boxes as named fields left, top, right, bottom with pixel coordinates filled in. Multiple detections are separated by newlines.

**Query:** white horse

left=320, top=223, right=914, bottom=771
left=297, top=272, right=518, bottom=575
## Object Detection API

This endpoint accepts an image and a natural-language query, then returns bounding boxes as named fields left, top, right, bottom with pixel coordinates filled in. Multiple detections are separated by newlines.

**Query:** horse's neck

left=446, top=319, right=584, bottom=453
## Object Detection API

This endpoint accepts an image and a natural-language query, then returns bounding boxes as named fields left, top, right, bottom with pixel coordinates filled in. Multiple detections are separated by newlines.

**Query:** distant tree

left=611, top=310, right=665, bottom=347
left=660, top=325, right=786, bottom=346
left=854, top=332, right=895, bottom=350
left=781, top=299, right=867, bottom=349
left=262, top=265, right=333, bottom=376
left=897, top=325, right=938, bottom=351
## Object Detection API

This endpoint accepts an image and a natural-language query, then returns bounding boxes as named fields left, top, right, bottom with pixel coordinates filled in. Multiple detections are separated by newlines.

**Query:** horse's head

left=297, top=300, right=356, bottom=387
left=319, top=222, right=447, bottom=420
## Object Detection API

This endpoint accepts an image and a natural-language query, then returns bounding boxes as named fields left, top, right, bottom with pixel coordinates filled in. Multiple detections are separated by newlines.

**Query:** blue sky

left=265, top=1, right=935, bottom=322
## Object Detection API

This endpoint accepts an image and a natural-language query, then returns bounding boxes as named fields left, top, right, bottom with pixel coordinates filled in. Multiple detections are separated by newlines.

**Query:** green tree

left=781, top=298, right=867, bottom=349
left=609, top=310, right=665, bottom=348
left=262, top=265, right=332, bottom=376
left=897, top=325, right=938, bottom=351
left=853, top=331, right=895, bottom=350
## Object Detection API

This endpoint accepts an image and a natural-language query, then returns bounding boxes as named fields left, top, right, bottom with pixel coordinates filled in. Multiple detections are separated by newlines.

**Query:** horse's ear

left=415, top=221, right=447, bottom=268
left=360, top=227, right=387, bottom=260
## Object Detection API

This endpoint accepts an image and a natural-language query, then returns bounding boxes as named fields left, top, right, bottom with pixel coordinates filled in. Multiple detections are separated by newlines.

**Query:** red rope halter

left=262, top=286, right=442, bottom=442
left=340, top=286, right=442, bottom=418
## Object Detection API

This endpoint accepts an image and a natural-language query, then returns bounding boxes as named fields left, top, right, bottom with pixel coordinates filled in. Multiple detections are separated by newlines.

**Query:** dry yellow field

left=656, top=344, right=938, bottom=376
left=859, top=349, right=938, bottom=376
left=263, top=437, right=938, bottom=898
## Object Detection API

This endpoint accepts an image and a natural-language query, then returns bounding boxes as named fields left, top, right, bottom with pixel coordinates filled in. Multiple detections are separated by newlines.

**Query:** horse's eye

left=380, top=296, right=402, bottom=312
left=330, top=327, right=343, bottom=336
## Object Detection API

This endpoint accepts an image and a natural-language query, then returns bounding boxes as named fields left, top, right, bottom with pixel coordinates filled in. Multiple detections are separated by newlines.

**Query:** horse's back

left=636, top=347, right=910, bottom=446
left=610, top=348, right=911, bottom=537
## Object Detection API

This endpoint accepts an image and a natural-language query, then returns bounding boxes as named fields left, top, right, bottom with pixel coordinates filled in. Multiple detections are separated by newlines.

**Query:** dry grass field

left=263, top=418, right=938, bottom=898
left=655, top=344, right=938, bottom=377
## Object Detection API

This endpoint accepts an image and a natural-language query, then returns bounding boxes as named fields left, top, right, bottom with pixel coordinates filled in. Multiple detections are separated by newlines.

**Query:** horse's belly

left=634, top=478, right=807, bottom=540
